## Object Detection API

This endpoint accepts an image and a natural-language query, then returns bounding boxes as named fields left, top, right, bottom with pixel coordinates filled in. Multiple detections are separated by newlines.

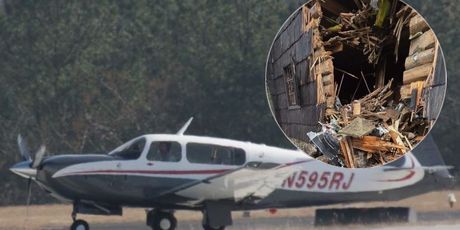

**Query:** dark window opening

left=111, top=138, right=146, bottom=160
left=284, top=62, right=301, bottom=109
left=147, top=141, right=182, bottom=162
left=186, top=143, right=246, bottom=165
left=331, top=29, right=411, bottom=105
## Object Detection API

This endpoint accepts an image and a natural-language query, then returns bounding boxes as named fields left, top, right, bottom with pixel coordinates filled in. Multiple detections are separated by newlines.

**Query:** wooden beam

left=409, top=30, right=435, bottom=55
left=351, top=136, right=406, bottom=153
left=405, top=48, right=435, bottom=70
left=409, top=14, right=429, bottom=37
left=403, top=63, right=432, bottom=84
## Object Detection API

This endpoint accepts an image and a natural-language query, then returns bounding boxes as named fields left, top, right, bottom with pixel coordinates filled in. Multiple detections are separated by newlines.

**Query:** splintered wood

left=303, top=1, right=439, bottom=168
left=320, top=79, right=430, bottom=168
left=311, top=3, right=335, bottom=112
left=322, top=4, right=383, bottom=64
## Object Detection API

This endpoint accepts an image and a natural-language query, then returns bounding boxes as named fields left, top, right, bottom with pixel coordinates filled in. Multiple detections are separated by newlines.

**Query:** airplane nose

left=10, top=161, right=37, bottom=179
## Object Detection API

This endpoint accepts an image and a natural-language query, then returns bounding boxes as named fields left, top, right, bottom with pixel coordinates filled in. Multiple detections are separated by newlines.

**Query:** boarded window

left=284, top=62, right=300, bottom=109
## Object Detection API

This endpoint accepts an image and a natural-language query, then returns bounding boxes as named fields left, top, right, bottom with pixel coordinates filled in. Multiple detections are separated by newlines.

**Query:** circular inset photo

left=265, top=0, right=446, bottom=168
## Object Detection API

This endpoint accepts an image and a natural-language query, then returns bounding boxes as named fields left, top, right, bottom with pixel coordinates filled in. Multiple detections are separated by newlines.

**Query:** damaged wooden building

left=266, top=0, right=446, bottom=168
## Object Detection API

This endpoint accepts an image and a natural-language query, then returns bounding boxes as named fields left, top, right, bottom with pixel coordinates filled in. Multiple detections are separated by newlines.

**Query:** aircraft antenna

left=177, top=117, right=193, bottom=135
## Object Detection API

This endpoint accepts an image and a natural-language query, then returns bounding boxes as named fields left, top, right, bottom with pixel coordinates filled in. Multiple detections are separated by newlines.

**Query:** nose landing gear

left=146, top=209, right=177, bottom=230
left=70, top=211, right=90, bottom=230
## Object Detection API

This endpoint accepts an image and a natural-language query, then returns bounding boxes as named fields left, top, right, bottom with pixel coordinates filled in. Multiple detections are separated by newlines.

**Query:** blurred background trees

left=0, top=0, right=458, bottom=205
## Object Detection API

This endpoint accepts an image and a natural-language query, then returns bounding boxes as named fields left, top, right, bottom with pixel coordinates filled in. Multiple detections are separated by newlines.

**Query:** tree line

left=0, top=0, right=458, bottom=205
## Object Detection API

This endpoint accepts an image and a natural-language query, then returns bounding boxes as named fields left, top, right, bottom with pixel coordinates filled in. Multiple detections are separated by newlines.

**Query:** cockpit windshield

left=110, top=137, right=146, bottom=160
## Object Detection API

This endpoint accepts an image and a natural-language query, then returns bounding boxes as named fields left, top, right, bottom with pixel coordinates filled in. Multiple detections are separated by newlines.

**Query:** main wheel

left=149, top=211, right=177, bottom=230
left=70, top=219, right=89, bottom=230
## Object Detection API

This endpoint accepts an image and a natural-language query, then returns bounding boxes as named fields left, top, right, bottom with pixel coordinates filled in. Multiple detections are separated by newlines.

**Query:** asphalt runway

left=49, top=210, right=460, bottom=230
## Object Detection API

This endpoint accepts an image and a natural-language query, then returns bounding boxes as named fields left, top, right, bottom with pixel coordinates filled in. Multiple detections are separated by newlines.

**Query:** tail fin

left=412, top=135, right=452, bottom=179
left=386, top=134, right=452, bottom=178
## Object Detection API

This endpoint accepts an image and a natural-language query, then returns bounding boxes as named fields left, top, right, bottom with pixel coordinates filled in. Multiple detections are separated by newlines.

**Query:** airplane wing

left=157, top=160, right=310, bottom=204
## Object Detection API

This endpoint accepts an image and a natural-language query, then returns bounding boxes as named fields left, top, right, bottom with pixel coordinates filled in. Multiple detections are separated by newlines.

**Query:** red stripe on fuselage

left=61, top=169, right=230, bottom=176
left=377, top=157, right=416, bottom=182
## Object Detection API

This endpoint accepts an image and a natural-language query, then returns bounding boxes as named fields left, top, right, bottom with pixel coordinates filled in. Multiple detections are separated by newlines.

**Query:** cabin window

left=147, top=141, right=182, bottom=162
left=186, top=143, right=246, bottom=165
left=111, top=138, right=146, bottom=160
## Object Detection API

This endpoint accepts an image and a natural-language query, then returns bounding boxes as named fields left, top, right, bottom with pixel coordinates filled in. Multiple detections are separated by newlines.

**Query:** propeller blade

left=17, top=135, right=32, bottom=161
left=23, top=178, right=32, bottom=229
left=26, top=178, right=32, bottom=207
left=31, top=145, right=46, bottom=169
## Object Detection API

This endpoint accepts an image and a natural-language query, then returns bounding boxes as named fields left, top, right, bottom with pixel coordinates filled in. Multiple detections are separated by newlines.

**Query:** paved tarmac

left=69, top=210, right=460, bottom=230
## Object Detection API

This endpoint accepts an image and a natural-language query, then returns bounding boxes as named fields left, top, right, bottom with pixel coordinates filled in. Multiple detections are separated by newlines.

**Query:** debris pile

left=309, top=79, right=430, bottom=168
left=306, top=0, right=437, bottom=168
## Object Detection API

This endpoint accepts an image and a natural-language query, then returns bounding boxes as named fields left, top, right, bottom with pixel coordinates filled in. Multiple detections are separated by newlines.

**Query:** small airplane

left=10, top=117, right=454, bottom=230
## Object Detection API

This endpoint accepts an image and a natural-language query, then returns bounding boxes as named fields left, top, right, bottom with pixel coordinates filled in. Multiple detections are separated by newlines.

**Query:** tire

left=202, top=224, right=225, bottom=230
left=150, top=211, right=177, bottom=230
left=70, top=219, right=89, bottom=230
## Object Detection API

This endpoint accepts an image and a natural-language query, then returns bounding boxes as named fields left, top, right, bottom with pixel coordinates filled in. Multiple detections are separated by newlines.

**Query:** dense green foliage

left=0, top=0, right=458, bottom=205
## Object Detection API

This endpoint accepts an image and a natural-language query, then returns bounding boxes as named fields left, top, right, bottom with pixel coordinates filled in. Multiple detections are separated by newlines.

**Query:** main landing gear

left=146, top=209, right=177, bottom=230
left=70, top=211, right=90, bottom=230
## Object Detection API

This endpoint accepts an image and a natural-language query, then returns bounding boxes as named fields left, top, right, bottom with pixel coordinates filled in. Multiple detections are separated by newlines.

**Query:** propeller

left=16, top=134, right=47, bottom=169
left=31, top=145, right=46, bottom=169
left=17, top=135, right=32, bottom=162
left=15, top=135, right=46, bottom=229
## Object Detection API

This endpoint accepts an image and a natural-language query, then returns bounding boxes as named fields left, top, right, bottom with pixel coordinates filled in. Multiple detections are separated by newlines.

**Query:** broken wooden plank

left=313, top=49, right=331, bottom=61
left=409, top=30, right=435, bottom=55
left=316, top=74, right=326, bottom=105
left=400, top=84, right=412, bottom=100
left=310, top=3, right=322, bottom=19
left=405, top=48, right=435, bottom=70
left=315, top=58, right=334, bottom=75
left=340, top=136, right=355, bottom=168
left=403, top=63, right=432, bottom=84
left=351, top=136, right=406, bottom=153
left=387, top=126, right=407, bottom=154
left=410, top=80, right=425, bottom=109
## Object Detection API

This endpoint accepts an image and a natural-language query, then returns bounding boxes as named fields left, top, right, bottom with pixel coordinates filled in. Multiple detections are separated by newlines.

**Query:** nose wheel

left=146, top=209, right=177, bottom=230
left=70, top=219, right=89, bottom=230
left=70, top=210, right=89, bottom=230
